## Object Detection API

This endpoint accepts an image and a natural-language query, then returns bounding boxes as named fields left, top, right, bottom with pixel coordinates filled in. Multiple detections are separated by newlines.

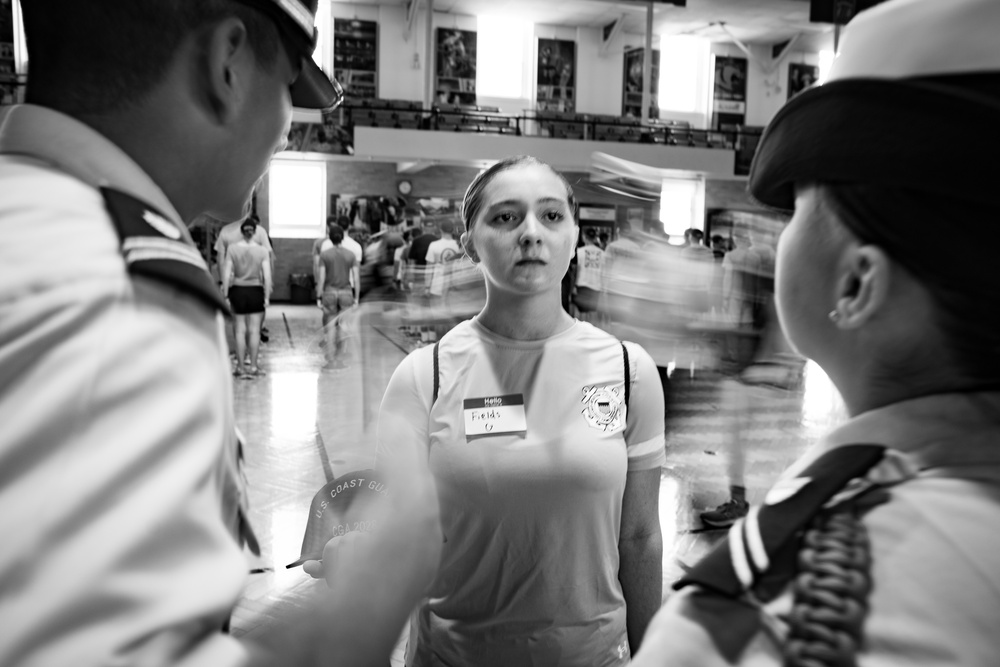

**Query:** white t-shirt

left=377, top=318, right=666, bottom=667
left=576, top=244, right=605, bottom=291
left=341, top=234, right=363, bottom=264
left=215, top=220, right=273, bottom=270
left=424, top=237, right=462, bottom=296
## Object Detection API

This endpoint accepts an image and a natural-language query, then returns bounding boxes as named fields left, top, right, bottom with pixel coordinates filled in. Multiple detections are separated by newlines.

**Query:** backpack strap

left=433, top=339, right=441, bottom=403
left=621, top=341, right=631, bottom=411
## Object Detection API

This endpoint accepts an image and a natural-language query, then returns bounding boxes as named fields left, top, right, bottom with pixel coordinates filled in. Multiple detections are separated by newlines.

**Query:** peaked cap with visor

left=234, top=0, right=343, bottom=110
left=749, top=0, right=1000, bottom=211
left=748, top=0, right=1000, bottom=297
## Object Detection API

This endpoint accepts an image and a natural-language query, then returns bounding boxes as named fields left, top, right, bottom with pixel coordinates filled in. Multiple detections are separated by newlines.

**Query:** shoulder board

left=675, top=444, right=887, bottom=599
left=100, top=187, right=230, bottom=315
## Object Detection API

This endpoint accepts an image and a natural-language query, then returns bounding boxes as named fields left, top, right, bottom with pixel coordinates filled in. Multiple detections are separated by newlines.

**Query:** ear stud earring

left=829, top=310, right=840, bottom=322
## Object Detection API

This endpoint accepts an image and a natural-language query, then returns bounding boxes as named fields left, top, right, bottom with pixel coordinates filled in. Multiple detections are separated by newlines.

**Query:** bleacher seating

left=346, top=99, right=426, bottom=129
left=337, top=97, right=741, bottom=151
left=432, top=104, right=516, bottom=134
left=536, top=111, right=584, bottom=139
left=350, top=110, right=375, bottom=127
left=393, top=112, right=424, bottom=129
left=371, top=110, right=396, bottom=127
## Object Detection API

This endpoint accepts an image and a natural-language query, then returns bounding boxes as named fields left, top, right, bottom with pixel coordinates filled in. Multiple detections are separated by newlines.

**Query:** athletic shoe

left=700, top=499, right=749, bottom=528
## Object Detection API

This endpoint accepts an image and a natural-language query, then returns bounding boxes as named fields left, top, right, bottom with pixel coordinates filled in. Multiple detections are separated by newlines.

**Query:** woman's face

left=466, top=164, right=578, bottom=297
left=775, top=185, right=849, bottom=361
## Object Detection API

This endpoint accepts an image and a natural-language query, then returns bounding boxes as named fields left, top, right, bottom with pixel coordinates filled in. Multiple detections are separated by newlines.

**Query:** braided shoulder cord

left=782, top=494, right=885, bottom=667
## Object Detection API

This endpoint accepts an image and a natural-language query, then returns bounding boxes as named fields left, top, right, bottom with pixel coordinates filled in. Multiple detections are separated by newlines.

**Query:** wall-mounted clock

left=397, top=180, right=413, bottom=195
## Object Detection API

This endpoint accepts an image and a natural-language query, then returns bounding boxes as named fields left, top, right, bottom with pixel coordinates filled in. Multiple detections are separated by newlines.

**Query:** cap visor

left=291, top=58, right=343, bottom=110
left=286, top=553, right=320, bottom=569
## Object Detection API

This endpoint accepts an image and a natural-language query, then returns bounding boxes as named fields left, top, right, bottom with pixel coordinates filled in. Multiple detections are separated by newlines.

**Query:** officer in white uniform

left=0, top=1, right=440, bottom=666
left=631, top=1, right=1000, bottom=665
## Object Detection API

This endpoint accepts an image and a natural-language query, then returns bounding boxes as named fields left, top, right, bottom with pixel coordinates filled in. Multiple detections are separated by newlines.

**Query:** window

left=659, top=177, right=705, bottom=242
left=818, top=50, right=835, bottom=84
left=313, top=0, right=333, bottom=73
left=268, top=159, right=327, bottom=239
left=658, top=36, right=710, bottom=115
left=476, top=16, right=532, bottom=99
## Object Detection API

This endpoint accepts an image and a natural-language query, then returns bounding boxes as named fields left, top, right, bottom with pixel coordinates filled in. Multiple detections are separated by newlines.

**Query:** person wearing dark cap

left=632, top=0, right=1000, bottom=665
left=0, top=1, right=439, bottom=666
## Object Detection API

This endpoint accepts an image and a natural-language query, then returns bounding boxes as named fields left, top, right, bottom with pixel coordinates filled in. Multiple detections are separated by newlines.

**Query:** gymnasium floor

left=228, top=303, right=847, bottom=660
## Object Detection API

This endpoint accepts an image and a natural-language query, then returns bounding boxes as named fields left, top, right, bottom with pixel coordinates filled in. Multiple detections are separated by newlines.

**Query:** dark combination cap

left=746, top=0, right=1000, bottom=297
left=748, top=0, right=1000, bottom=212
left=235, top=0, right=344, bottom=110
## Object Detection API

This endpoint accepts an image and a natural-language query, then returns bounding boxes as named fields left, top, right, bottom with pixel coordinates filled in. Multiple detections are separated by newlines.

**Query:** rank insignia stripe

left=100, top=186, right=187, bottom=242
left=130, top=259, right=230, bottom=314
left=764, top=476, right=811, bottom=506
left=123, top=238, right=209, bottom=270
left=100, top=187, right=230, bottom=315
left=142, top=209, right=182, bottom=239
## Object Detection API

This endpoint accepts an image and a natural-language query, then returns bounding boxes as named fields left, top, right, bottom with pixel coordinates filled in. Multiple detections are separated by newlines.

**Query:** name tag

left=463, top=394, right=527, bottom=438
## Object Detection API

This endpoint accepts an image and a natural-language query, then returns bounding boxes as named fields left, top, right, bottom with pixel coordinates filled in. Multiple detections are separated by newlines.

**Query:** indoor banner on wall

left=711, top=55, right=747, bottom=133
left=436, top=28, right=477, bottom=106
left=334, top=18, right=378, bottom=101
left=622, top=47, right=659, bottom=118
left=285, top=110, right=353, bottom=156
left=536, top=39, right=576, bottom=113
left=787, top=63, right=819, bottom=101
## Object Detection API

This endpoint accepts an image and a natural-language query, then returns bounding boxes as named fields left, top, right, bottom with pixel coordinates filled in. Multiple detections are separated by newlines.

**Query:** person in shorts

left=318, top=225, right=358, bottom=367
left=222, top=217, right=271, bottom=377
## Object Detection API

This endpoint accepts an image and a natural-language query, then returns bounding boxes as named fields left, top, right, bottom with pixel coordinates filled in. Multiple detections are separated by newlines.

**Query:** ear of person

left=832, top=245, right=891, bottom=329
left=461, top=233, right=479, bottom=263
left=202, top=17, right=254, bottom=123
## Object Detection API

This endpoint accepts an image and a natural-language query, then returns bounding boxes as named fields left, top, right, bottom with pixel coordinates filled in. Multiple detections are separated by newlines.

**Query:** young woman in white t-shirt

left=376, top=156, right=666, bottom=667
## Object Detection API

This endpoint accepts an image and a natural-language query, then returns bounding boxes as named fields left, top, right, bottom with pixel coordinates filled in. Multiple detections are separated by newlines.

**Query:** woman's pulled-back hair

left=820, top=183, right=1000, bottom=385
left=461, top=156, right=579, bottom=232
left=22, top=0, right=281, bottom=117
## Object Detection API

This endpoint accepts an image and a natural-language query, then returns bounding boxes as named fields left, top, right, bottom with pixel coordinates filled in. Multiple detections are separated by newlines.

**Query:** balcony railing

left=291, top=98, right=764, bottom=174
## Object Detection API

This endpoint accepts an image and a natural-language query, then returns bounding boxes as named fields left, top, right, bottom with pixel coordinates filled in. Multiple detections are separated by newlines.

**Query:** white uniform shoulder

left=0, top=156, right=125, bottom=297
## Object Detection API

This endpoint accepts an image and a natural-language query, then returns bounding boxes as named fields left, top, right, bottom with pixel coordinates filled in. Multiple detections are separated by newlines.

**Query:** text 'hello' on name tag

left=463, top=394, right=527, bottom=437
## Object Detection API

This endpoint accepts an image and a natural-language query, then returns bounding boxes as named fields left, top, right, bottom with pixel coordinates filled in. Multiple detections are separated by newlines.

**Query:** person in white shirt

left=215, top=215, right=274, bottom=277
left=0, top=2, right=440, bottom=666
left=424, top=219, right=462, bottom=298
left=339, top=219, right=364, bottom=265
left=573, top=226, right=606, bottom=317
left=632, top=1, right=1000, bottom=665
left=375, top=155, right=666, bottom=666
